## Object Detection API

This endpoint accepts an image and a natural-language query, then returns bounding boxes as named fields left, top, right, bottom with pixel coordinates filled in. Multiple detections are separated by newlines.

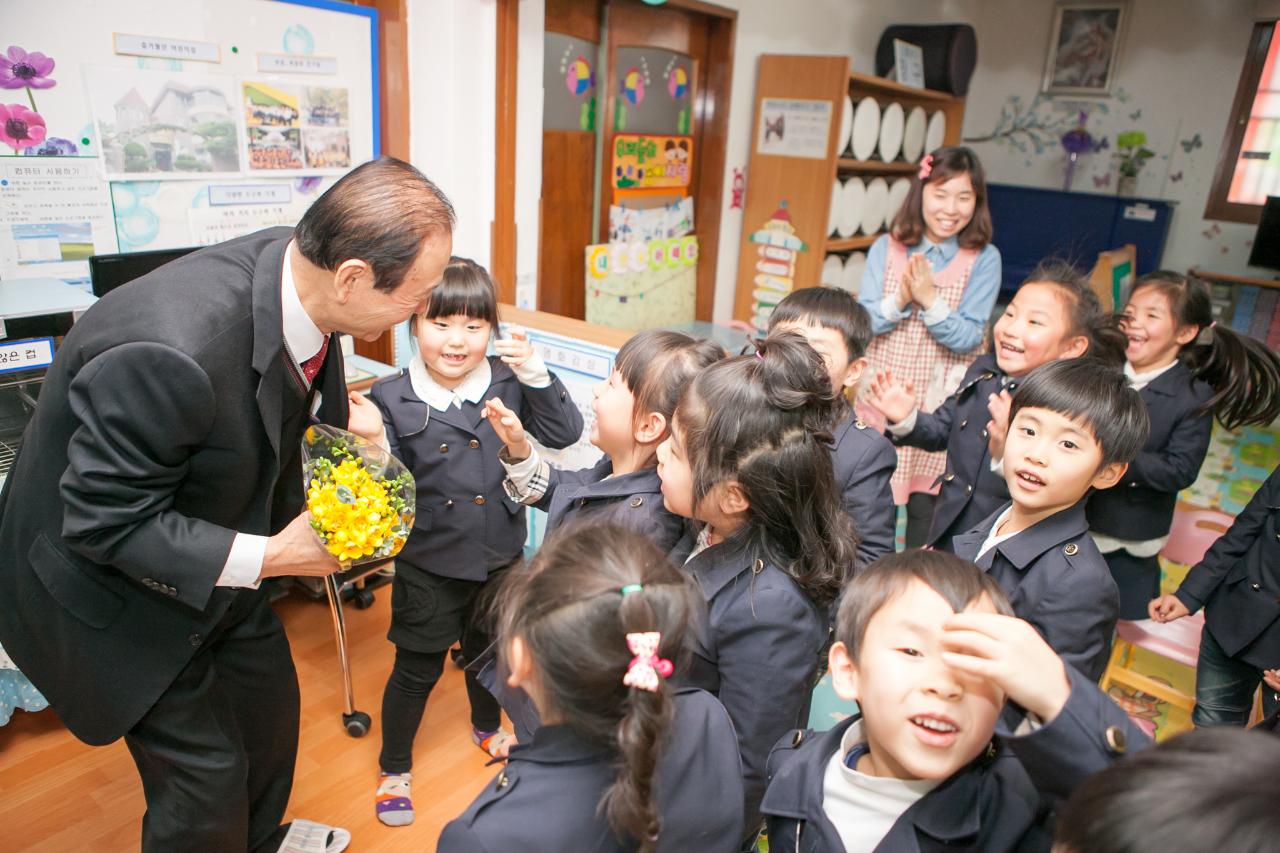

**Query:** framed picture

left=893, top=39, right=925, bottom=89
left=1041, top=2, right=1129, bottom=97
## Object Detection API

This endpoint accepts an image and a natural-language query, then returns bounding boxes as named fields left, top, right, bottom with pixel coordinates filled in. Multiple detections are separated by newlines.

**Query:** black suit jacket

left=1175, top=463, right=1280, bottom=669
left=0, top=227, right=347, bottom=744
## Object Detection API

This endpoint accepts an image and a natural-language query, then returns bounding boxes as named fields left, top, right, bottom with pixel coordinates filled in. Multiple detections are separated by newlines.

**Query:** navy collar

left=955, top=500, right=1089, bottom=571
left=686, top=535, right=761, bottom=600
left=506, top=722, right=613, bottom=766
left=1141, top=359, right=1193, bottom=398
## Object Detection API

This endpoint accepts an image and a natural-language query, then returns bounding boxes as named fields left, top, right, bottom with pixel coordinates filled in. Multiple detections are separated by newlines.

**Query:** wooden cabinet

left=733, top=55, right=965, bottom=326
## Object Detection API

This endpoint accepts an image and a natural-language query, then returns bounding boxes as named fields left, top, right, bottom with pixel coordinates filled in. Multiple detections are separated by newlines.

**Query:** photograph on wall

left=247, top=126, right=304, bottom=170
left=1041, top=2, right=1129, bottom=96
left=302, top=127, right=350, bottom=169
left=301, top=86, right=349, bottom=126
left=243, top=81, right=301, bottom=129
left=83, top=66, right=242, bottom=179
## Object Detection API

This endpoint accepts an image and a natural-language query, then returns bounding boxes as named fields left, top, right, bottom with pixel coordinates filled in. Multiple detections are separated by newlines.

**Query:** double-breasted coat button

left=445, top=499, right=454, bottom=508
left=474, top=495, right=486, bottom=505
left=439, top=443, right=449, bottom=453
left=188, top=633, right=203, bottom=647
left=469, top=439, right=480, bottom=449
left=959, top=419, right=968, bottom=429
left=1104, top=725, right=1127, bottom=754
left=496, top=771, right=509, bottom=789
left=791, top=730, right=805, bottom=747
left=630, top=496, right=644, bottom=507
left=1064, top=543, right=1079, bottom=556
left=980, top=428, right=988, bottom=440
left=1252, top=582, right=1262, bottom=591
left=965, top=484, right=973, bottom=495
left=944, top=473, right=956, bottom=482
left=752, top=559, right=765, bottom=575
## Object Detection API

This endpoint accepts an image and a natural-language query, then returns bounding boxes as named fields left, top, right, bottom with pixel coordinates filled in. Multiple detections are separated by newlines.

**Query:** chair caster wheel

left=343, top=711, right=371, bottom=737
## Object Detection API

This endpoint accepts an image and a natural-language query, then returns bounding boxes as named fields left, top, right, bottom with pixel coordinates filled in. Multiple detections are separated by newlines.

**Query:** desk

left=0, top=277, right=97, bottom=321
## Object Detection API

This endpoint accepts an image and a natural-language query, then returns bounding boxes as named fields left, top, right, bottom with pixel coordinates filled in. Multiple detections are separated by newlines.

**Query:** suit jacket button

left=1064, top=543, right=1079, bottom=556
left=944, top=473, right=955, bottom=482
left=445, top=499, right=454, bottom=508
left=474, top=495, right=486, bottom=505
left=630, top=496, right=644, bottom=507
left=1104, top=725, right=1127, bottom=754
left=439, top=443, right=449, bottom=453
left=959, top=419, right=968, bottom=429
left=1253, top=582, right=1262, bottom=591
left=469, top=439, right=480, bottom=449
left=188, top=633, right=203, bottom=647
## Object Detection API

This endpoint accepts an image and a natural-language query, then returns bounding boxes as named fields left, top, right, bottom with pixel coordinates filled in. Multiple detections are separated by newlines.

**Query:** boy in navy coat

left=768, top=287, right=898, bottom=566
left=951, top=359, right=1149, bottom=682
left=1150, top=463, right=1280, bottom=726
left=761, top=549, right=1149, bottom=853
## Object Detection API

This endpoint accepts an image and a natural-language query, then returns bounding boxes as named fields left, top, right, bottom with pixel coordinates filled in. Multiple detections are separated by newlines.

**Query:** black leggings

left=379, top=637, right=502, bottom=773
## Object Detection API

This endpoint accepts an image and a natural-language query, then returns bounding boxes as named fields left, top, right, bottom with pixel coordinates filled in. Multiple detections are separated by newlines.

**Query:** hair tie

left=620, top=584, right=643, bottom=596
left=755, top=349, right=764, bottom=360
left=918, top=153, right=934, bottom=181
left=623, top=631, right=674, bottom=692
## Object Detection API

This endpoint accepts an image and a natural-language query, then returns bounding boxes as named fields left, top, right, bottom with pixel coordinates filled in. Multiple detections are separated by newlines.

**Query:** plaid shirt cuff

left=500, top=445, right=549, bottom=505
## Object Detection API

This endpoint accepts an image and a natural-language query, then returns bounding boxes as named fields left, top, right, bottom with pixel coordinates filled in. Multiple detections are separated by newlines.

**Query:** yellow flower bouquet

left=302, top=424, right=416, bottom=566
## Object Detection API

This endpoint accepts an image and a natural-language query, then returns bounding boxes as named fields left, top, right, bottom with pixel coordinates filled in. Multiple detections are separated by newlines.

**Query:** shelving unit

left=733, top=57, right=966, bottom=325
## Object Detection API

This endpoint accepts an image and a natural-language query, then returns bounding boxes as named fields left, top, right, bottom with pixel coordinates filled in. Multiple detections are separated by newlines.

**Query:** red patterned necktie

left=301, top=336, right=330, bottom=384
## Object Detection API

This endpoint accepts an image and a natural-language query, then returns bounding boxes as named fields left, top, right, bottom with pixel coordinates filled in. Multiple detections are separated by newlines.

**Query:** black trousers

left=123, top=589, right=298, bottom=853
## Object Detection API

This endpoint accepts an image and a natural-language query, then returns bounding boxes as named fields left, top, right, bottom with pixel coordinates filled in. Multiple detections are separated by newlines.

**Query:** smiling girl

left=858, top=146, right=1002, bottom=546
left=1088, top=271, right=1280, bottom=618
left=346, top=256, right=584, bottom=825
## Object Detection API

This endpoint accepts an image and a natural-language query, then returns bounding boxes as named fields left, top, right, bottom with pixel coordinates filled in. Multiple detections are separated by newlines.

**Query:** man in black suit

left=0, top=156, right=454, bottom=852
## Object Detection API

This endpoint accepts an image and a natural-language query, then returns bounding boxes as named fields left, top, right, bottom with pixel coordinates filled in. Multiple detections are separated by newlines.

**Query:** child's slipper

left=276, top=819, right=351, bottom=853
left=472, top=726, right=516, bottom=759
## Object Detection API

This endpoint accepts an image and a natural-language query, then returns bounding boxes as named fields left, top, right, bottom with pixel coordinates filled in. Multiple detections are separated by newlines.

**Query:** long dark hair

left=889, top=145, right=993, bottom=250
left=615, top=330, right=726, bottom=463
left=676, top=332, right=859, bottom=602
left=1015, top=259, right=1128, bottom=368
left=495, top=523, right=694, bottom=850
left=1126, top=271, right=1280, bottom=429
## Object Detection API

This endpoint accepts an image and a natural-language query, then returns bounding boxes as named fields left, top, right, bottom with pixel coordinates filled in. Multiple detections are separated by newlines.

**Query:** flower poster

left=83, top=66, right=243, bottom=180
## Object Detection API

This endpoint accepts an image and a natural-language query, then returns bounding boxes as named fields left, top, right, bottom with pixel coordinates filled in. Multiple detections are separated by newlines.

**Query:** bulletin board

left=0, top=0, right=378, bottom=292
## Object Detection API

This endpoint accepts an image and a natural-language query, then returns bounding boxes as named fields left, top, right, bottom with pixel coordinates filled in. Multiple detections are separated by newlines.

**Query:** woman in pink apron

left=857, top=146, right=1001, bottom=546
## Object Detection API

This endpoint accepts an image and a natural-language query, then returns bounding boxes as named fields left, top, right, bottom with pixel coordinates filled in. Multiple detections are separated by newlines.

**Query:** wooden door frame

left=596, top=0, right=735, bottom=322
left=493, top=0, right=519, bottom=303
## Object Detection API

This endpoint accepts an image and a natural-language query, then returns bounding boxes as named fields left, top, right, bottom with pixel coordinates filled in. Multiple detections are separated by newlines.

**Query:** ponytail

left=1130, top=273, right=1280, bottom=429
left=494, top=524, right=691, bottom=850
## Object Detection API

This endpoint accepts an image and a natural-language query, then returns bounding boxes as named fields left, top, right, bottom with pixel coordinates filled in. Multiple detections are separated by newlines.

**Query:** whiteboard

left=0, top=0, right=378, bottom=288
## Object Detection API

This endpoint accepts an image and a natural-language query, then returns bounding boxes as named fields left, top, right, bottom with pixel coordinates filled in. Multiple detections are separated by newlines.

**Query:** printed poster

left=611, top=134, right=693, bottom=189
left=755, top=98, right=833, bottom=160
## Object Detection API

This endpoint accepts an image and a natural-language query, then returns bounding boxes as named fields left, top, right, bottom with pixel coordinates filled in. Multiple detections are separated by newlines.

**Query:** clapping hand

left=906, top=253, right=938, bottom=310
left=866, top=370, right=918, bottom=425
left=494, top=326, right=534, bottom=368
left=483, top=397, right=531, bottom=461
left=986, top=389, right=1013, bottom=462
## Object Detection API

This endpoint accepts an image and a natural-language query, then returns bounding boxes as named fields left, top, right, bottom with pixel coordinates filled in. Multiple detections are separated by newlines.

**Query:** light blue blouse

left=857, top=233, right=1002, bottom=354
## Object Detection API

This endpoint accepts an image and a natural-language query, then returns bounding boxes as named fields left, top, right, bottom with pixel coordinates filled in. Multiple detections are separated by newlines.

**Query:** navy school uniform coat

left=0, top=228, right=347, bottom=744
left=537, top=456, right=687, bottom=558
left=681, top=536, right=830, bottom=837
left=367, top=358, right=582, bottom=580
left=892, top=354, right=1012, bottom=550
left=952, top=500, right=1119, bottom=683
left=1174, top=463, right=1280, bottom=670
left=437, top=688, right=746, bottom=853
left=761, top=664, right=1150, bottom=853
left=1087, top=360, right=1213, bottom=541
left=831, top=410, right=898, bottom=566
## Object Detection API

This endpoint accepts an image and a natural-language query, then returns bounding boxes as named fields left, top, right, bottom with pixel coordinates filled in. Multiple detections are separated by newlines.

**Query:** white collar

left=409, top=355, right=493, bottom=411
left=1124, top=359, right=1178, bottom=390
left=281, top=243, right=326, bottom=364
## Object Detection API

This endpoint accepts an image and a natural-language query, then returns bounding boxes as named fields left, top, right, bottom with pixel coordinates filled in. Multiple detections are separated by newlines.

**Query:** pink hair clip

left=623, top=631, right=674, bottom=692
left=918, top=153, right=934, bottom=181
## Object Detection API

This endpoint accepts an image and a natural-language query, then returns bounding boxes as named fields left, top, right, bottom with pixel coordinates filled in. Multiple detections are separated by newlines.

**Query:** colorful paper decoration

left=747, top=201, right=807, bottom=330
left=611, top=134, right=693, bottom=189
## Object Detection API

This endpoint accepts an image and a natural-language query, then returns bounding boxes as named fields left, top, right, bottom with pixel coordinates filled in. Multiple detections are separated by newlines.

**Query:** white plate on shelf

left=828, top=179, right=843, bottom=236
left=926, top=110, right=947, bottom=154
left=851, top=96, right=880, bottom=161
left=861, top=177, right=889, bottom=236
left=821, top=254, right=844, bottom=288
left=843, top=251, right=867, bottom=295
left=838, top=95, right=854, bottom=156
left=887, top=177, right=911, bottom=223
left=902, top=106, right=927, bottom=163
left=836, top=178, right=865, bottom=239
left=878, top=102, right=904, bottom=163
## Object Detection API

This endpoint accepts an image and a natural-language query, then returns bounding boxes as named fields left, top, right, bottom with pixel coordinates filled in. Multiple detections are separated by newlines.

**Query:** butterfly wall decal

left=1129, top=109, right=1143, bottom=121
left=1202, top=223, right=1221, bottom=239
left=1093, top=172, right=1112, bottom=188
left=1169, top=171, right=1184, bottom=182
left=1181, top=133, right=1203, bottom=153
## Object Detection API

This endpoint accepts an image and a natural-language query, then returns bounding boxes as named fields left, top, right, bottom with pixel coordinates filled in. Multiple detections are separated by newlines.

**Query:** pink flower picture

left=1, top=103, right=47, bottom=151
left=0, top=45, right=57, bottom=90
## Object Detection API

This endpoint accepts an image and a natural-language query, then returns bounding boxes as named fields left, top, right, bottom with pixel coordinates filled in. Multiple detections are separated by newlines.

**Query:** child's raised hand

left=1148, top=594, right=1191, bottom=623
left=986, top=389, right=1013, bottom=462
left=940, top=612, right=1072, bottom=724
left=866, top=370, right=917, bottom=425
left=494, top=326, right=533, bottom=368
left=907, top=253, right=937, bottom=309
left=482, top=396, right=532, bottom=461
left=347, top=391, right=386, bottom=445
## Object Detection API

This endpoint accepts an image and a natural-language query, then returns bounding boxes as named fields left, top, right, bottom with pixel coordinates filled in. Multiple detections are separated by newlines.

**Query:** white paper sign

left=0, top=337, right=55, bottom=373
left=258, top=54, right=339, bottom=75
left=114, top=34, right=221, bottom=63
left=209, top=184, right=293, bottom=206
left=756, top=98, right=833, bottom=160
left=893, top=39, right=925, bottom=89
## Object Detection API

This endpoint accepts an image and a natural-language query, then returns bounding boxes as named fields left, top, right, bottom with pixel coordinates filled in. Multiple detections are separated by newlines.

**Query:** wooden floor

left=1, top=584, right=498, bottom=852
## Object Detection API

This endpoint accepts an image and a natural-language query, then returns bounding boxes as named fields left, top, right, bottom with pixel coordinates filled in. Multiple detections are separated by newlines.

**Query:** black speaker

left=875, top=24, right=978, bottom=96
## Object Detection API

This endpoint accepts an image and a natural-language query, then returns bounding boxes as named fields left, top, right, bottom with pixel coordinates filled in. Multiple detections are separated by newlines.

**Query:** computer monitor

left=88, top=246, right=200, bottom=298
left=1247, top=196, right=1280, bottom=271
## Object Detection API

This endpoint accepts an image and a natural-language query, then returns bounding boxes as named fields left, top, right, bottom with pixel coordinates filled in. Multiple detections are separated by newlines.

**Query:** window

left=1207, top=22, right=1280, bottom=222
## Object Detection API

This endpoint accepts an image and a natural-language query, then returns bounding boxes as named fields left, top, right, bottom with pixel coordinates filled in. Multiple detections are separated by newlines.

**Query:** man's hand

left=1148, top=594, right=1191, bottom=623
left=941, top=612, right=1072, bottom=724
left=260, top=512, right=342, bottom=579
